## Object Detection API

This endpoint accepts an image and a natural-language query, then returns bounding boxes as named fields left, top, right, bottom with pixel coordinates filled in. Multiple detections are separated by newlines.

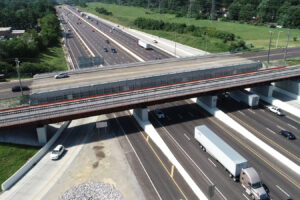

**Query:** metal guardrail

left=1, top=66, right=300, bottom=127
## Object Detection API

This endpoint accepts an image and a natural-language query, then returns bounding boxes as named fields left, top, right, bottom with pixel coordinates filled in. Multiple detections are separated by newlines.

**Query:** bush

left=20, top=62, right=49, bottom=75
left=269, top=24, right=276, bottom=28
left=95, top=7, right=112, bottom=16
left=293, top=37, right=297, bottom=41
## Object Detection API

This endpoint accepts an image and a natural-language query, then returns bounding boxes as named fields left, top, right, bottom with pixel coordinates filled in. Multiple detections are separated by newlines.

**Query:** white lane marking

left=188, top=112, right=194, bottom=117
left=238, top=111, right=246, bottom=116
left=178, top=114, right=183, bottom=119
left=208, top=158, right=217, bottom=167
left=276, top=125, right=284, bottom=130
left=184, top=133, right=190, bottom=141
left=286, top=115, right=300, bottom=124
left=242, top=193, right=250, bottom=200
left=66, top=6, right=144, bottom=62
left=114, top=113, right=162, bottom=200
left=276, top=185, right=290, bottom=197
left=266, top=128, right=276, bottom=135
left=248, top=109, right=255, bottom=114
left=152, top=115, right=227, bottom=200
left=287, top=123, right=297, bottom=130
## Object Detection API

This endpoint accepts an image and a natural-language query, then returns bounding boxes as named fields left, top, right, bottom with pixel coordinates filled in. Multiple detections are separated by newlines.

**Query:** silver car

left=50, top=145, right=65, bottom=160
left=54, top=72, right=69, bottom=79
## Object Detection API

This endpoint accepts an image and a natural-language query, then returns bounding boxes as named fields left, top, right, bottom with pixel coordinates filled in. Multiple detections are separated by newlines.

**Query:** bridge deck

left=32, top=53, right=255, bottom=94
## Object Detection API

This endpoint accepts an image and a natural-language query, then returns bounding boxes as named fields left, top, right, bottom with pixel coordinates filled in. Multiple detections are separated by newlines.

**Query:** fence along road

left=1, top=65, right=300, bottom=128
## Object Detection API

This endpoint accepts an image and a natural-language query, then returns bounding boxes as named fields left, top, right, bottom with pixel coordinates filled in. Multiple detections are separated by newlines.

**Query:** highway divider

left=1, top=121, right=71, bottom=191
left=130, top=110, right=209, bottom=200
left=193, top=98, right=300, bottom=175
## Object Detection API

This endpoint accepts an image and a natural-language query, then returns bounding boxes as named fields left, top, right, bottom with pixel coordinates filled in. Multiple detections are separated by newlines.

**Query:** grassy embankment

left=0, top=143, right=39, bottom=192
left=79, top=2, right=300, bottom=53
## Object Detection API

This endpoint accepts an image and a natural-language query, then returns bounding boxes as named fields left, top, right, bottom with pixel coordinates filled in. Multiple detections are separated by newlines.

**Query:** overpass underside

left=1, top=64, right=300, bottom=129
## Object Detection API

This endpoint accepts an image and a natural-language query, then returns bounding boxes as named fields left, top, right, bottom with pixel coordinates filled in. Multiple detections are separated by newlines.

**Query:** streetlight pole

left=15, top=58, right=23, bottom=95
left=267, top=31, right=273, bottom=64
left=284, top=29, right=291, bottom=64
left=276, top=31, right=283, bottom=48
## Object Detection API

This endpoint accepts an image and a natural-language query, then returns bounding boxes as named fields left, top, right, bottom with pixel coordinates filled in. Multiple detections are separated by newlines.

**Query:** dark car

left=279, top=130, right=296, bottom=140
left=111, top=48, right=117, bottom=53
left=105, top=40, right=110, bottom=44
left=12, top=85, right=30, bottom=92
left=103, top=47, right=108, bottom=52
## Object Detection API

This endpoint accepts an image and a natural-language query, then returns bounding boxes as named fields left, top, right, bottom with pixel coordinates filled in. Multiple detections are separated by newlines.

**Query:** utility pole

left=187, top=0, right=193, bottom=18
left=15, top=58, right=23, bottom=96
left=174, top=32, right=177, bottom=56
left=159, top=0, right=161, bottom=14
left=275, top=31, right=283, bottom=48
left=148, top=0, right=150, bottom=9
left=267, top=31, right=273, bottom=64
left=211, top=0, right=215, bottom=20
left=284, top=29, right=291, bottom=64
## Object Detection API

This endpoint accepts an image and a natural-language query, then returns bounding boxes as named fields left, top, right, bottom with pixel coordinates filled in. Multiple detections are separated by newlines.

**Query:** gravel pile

left=60, top=181, right=123, bottom=200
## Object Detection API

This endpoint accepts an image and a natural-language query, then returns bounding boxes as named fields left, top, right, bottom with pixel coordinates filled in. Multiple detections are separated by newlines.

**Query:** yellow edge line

left=230, top=113, right=300, bottom=162
left=209, top=117, right=300, bottom=189
left=126, top=111, right=189, bottom=200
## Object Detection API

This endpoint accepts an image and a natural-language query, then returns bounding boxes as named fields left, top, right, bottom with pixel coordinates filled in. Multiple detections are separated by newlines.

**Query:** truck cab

left=240, top=168, right=270, bottom=200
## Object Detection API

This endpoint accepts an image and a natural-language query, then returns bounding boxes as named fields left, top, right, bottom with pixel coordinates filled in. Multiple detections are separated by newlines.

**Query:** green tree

left=239, top=4, right=255, bottom=21
left=228, top=1, right=241, bottom=20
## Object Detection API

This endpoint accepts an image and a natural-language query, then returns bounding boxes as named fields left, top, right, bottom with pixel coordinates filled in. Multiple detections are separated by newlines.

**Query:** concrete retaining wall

left=274, top=79, right=300, bottom=96
left=131, top=110, right=208, bottom=200
left=1, top=121, right=71, bottom=191
left=193, top=98, right=300, bottom=175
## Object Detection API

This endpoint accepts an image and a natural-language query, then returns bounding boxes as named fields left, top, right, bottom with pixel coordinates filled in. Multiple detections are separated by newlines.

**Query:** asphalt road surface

left=149, top=100, right=300, bottom=200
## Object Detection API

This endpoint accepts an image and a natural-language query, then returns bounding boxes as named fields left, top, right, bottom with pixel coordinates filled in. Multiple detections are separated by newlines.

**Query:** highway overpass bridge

left=1, top=52, right=300, bottom=128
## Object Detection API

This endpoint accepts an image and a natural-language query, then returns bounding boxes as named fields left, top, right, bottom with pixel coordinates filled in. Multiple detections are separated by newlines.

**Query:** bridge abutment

left=133, top=107, right=148, bottom=122
left=36, top=125, right=48, bottom=145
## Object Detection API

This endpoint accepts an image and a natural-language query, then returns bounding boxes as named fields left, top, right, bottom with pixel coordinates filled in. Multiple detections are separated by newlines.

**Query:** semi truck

left=229, top=89, right=260, bottom=107
left=194, top=125, right=270, bottom=200
left=137, top=40, right=151, bottom=49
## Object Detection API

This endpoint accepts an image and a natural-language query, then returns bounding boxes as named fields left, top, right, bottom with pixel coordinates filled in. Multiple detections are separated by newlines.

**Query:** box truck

left=194, top=125, right=270, bottom=200
left=137, top=40, right=151, bottom=49
left=229, top=90, right=260, bottom=107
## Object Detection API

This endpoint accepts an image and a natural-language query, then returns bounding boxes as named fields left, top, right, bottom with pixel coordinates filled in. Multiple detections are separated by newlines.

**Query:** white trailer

left=194, top=125, right=247, bottom=181
left=229, top=89, right=260, bottom=107
left=137, top=40, right=151, bottom=49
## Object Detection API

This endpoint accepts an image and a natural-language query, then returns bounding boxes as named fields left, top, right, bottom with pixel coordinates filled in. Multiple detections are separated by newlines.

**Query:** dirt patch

left=95, top=151, right=105, bottom=159
left=92, top=161, right=99, bottom=168
left=92, top=146, right=104, bottom=150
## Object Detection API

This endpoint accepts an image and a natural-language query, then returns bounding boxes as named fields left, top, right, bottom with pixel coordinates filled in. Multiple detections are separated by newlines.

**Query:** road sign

left=77, top=56, right=104, bottom=68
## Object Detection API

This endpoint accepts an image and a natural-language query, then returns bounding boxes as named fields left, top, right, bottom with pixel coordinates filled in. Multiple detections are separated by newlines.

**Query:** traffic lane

left=113, top=111, right=195, bottom=200
left=150, top=101, right=246, bottom=200
left=72, top=9, right=171, bottom=61
left=0, top=80, right=32, bottom=99
left=217, top=97, right=300, bottom=164
left=67, top=13, right=137, bottom=65
left=151, top=100, right=300, bottom=200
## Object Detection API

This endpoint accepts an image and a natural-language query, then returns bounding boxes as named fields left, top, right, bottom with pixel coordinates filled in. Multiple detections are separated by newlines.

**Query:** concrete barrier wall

left=31, top=62, right=261, bottom=104
left=194, top=98, right=300, bottom=175
left=131, top=110, right=208, bottom=200
left=1, top=121, right=71, bottom=191
left=274, top=79, right=300, bottom=96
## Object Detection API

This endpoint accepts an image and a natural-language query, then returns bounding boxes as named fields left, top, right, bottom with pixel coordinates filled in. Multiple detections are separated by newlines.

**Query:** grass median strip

left=0, top=143, right=39, bottom=192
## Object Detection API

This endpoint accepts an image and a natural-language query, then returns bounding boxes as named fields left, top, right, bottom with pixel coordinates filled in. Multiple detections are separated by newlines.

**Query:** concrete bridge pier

left=132, top=107, right=148, bottom=122
left=36, top=125, right=48, bottom=145
left=195, top=96, right=218, bottom=108
left=250, top=85, right=274, bottom=97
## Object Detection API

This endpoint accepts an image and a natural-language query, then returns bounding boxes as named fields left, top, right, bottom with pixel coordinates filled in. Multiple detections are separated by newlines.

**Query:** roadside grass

left=37, top=45, right=68, bottom=72
left=0, top=143, right=39, bottom=192
left=80, top=2, right=300, bottom=52
left=287, top=57, right=300, bottom=66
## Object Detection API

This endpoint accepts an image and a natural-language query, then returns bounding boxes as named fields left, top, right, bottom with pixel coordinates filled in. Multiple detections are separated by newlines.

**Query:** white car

left=154, top=109, right=165, bottom=119
left=54, top=72, right=69, bottom=79
left=267, top=106, right=285, bottom=116
left=50, top=145, right=65, bottom=160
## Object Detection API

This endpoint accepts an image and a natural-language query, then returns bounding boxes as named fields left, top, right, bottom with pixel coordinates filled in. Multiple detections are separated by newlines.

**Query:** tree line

left=0, top=0, right=62, bottom=77
left=95, top=0, right=300, bottom=28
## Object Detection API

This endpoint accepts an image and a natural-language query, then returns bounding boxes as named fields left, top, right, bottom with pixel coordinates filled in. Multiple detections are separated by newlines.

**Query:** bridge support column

left=250, top=85, right=273, bottom=97
left=274, top=79, right=300, bottom=96
left=36, top=125, right=47, bottom=145
left=195, top=96, right=217, bottom=108
left=133, top=107, right=148, bottom=122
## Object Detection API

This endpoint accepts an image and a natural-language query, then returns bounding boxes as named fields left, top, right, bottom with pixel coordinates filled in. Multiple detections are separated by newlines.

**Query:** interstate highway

left=218, top=96, right=300, bottom=165
left=149, top=100, right=300, bottom=200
